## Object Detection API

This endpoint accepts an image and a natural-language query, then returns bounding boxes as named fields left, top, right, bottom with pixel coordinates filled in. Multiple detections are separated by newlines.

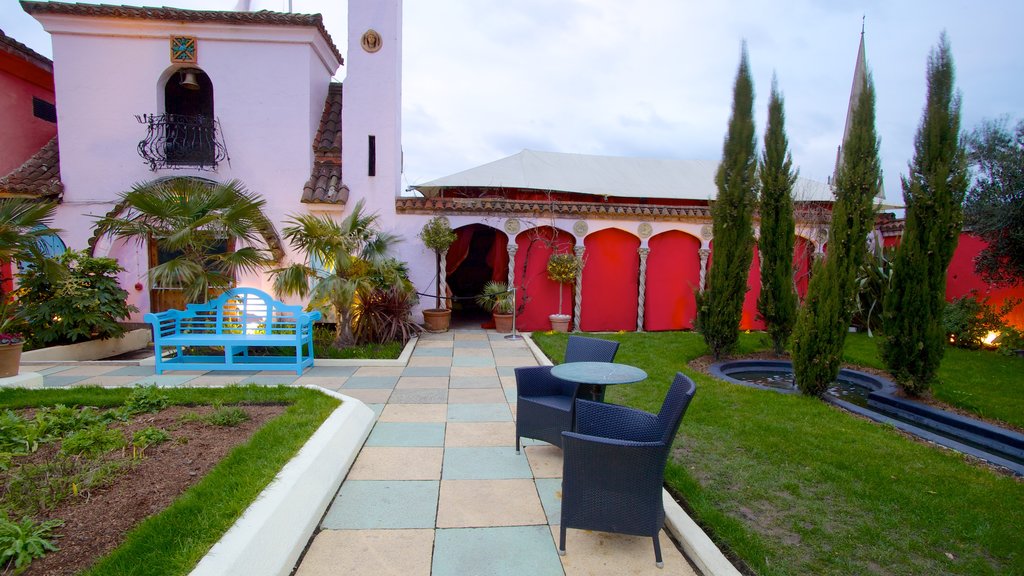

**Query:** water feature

left=709, top=359, right=1024, bottom=476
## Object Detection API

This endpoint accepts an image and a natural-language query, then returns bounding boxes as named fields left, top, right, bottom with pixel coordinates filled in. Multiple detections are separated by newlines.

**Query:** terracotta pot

left=422, top=308, right=451, bottom=333
left=493, top=313, right=513, bottom=333
left=0, top=342, right=23, bottom=378
left=549, top=314, right=571, bottom=333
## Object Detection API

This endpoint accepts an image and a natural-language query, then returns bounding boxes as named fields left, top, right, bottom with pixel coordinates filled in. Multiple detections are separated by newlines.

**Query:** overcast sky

left=4, top=0, right=1024, bottom=207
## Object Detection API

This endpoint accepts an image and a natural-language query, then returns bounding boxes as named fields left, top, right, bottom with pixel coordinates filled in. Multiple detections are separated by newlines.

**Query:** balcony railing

left=136, top=113, right=229, bottom=171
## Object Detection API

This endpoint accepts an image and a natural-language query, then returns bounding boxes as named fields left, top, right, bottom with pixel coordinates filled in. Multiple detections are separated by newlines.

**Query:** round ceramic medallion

left=573, top=220, right=588, bottom=236
left=504, top=218, right=521, bottom=234
left=361, top=29, right=382, bottom=53
left=637, top=222, right=653, bottom=239
left=700, top=224, right=713, bottom=240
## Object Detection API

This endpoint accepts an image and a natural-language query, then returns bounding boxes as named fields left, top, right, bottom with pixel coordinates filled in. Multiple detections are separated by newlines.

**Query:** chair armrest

left=574, top=400, right=660, bottom=442
left=305, top=310, right=323, bottom=322
left=515, top=366, right=575, bottom=398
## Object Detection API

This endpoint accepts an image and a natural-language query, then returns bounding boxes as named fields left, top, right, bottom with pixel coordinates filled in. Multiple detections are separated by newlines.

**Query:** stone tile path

left=295, top=330, right=696, bottom=576
left=23, top=329, right=698, bottom=575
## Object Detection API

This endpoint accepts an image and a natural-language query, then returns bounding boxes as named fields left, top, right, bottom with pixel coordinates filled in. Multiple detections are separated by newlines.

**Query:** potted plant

left=419, top=216, right=457, bottom=332
left=546, top=252, right=581, bottom=332
left=476, top=280, right=515, bottom=333
left=0, top=298, right=25, bottom=378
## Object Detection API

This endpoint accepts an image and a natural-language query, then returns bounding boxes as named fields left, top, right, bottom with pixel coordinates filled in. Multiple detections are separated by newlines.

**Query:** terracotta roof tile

left=0, top=28, right=52, bottom=71
left=302, top=83, right=347, bottom=205
left=20, top=1, right=343, bottom=64
left=0, top=136, right=63, bottom=201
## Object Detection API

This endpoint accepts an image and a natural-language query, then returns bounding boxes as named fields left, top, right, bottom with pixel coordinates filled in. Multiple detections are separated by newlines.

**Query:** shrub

left=0, top=411, right=43, bottom=455
left=16, top=249, right=137, bottom=348
left=353, top=285, right=421, bottom=345
left=132, top=427, right=171, bottom=457
left=34, top=405, right=104, bottom=439
left=60, top=424, right=125, bottom=457
left=0, top=512, right=62, bottom=574
left=943, top=292, right=1018, bottom=349
left=205, top=406, right=249, bottom=427
left=123, top=386, right=169, bottom=414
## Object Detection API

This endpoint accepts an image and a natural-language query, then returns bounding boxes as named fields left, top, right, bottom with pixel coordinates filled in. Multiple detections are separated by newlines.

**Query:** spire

left=834, top=23, right=868, bottom=182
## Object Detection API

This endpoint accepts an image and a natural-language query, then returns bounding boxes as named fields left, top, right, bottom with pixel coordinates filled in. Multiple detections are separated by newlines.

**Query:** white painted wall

left=31, top=12, right=342, bottom=319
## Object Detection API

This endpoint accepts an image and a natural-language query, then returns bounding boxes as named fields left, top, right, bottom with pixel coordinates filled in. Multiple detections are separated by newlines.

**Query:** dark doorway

left=164, top=69, right=215, bottom=166
left=446, top=225, right=507, bottom=328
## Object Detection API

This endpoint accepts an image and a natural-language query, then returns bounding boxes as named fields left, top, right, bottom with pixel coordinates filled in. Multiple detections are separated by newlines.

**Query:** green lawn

left=532, top=331, right=1024, bottom=576
left=0, top=385, right=339, bottom=576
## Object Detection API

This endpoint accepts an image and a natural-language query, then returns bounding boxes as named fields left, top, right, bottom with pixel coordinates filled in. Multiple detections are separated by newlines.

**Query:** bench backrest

left=149, top=288, right=314, bottom=338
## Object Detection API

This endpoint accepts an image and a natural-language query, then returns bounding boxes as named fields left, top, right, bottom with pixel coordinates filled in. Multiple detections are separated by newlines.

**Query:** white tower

left=342, top=0, right=403, bottom=218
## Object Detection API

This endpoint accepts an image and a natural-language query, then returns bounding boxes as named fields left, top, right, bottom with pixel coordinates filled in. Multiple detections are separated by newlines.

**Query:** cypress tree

left=881, top=34, right=968, bottom=395
left=696, top=45, right=758, bottom=359
left=791, top=71, right=881, bottom=395
left=757, top=78, right=798, bottom=355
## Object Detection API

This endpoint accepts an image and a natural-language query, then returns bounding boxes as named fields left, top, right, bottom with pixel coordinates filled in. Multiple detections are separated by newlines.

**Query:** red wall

left=794, top=236, right=813, bottom=298
left=947, top=234, right=1024, bottom=328
left=644, top=231, right=700, bottom=330
left=0, top=52, right=56, bottom=176
left=513, top=227, right=575, bottom=332
left=580, top=228, right=639, bottom=331
left=741, top=246, right=764, bottom=330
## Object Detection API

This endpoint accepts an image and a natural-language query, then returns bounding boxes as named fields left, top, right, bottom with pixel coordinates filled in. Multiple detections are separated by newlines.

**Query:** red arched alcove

left=741, top=245, right=764, bottom=330
left=644, top=231, right=701, bottom=330
left=581, top=228, right=639, bottom=331
left=513, top=227, right=575, bottom=331
left=794, top=236, right=814, bottom=299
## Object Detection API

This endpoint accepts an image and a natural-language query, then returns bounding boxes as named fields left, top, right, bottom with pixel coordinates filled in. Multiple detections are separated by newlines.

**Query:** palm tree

left=272, top=199, right=403, bottom=348
left=0, top=198, right=60, bottom=296
left=93, top=178, right=278, bottom=304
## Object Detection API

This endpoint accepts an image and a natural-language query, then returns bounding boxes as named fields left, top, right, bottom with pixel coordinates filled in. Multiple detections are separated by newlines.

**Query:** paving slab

left=446, top=403, right=513, bottom=422
left=444, top=421, right=516, bottom=447
left=437, top=479, right=547, bottom=528
left=378, top=404, right=447, bottom=423
left=295, top=529, right=434, bottom=576
left=388, top=388, right=448, bottom=404
left=341, top=376, right=399, bottom=389
left=321, top=481, right=439, bottom=529
left=432, top=526, right=564, bottom=576
left=347, top=447, right=443, bottom=480
left=442, top=446, right=533, bottom=480
left=366, top=422, right=445, bottom=447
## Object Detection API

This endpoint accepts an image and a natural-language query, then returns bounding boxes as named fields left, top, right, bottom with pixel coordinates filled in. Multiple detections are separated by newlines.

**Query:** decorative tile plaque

left=170, top=36, right=197, bottom=63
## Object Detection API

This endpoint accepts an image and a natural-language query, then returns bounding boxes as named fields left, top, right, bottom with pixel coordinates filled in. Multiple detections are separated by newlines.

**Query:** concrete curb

left=0, top=372, right=43, bottom=389
left=525, top=333, right=739, bottom=575
left=137, top=337, right=418, bottom=369
left=189, top=387, right=376, bottom=576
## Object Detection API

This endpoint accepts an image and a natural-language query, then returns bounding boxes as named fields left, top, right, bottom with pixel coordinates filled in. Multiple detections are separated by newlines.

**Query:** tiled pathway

left=25, top=329, right=696, bottom=575
left=295, top=330, right=696, bottom=576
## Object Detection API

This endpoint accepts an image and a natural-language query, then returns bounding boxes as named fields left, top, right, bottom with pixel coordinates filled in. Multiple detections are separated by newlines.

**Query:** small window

left=32, top=97, right=56, bottom=123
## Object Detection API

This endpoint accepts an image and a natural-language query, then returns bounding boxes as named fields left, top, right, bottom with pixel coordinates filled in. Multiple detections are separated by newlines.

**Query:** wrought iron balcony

left=135, top=113, right=230, bottom=171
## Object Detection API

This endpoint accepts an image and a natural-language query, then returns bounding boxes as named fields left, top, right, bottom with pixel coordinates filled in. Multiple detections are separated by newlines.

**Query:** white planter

left=21, top=329, right=152, bottom=362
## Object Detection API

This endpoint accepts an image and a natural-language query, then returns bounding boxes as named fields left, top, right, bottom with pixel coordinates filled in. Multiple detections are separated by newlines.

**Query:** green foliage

left=93, top=178, right=277, bottom=304
left=0, top=411, right=43, bottom=455
left=476, top=280, right=514, bottom=314
left=964, top=117, right=1024, bottom=287
left=852, top=245, right=893, bottom=336
left=882, top=35, right=969, bottom=395
left=942, top=292, right=1018, bottom=349
left=123, top=386, right=169, bottom=414
left=131, top=427, right=170, bottom=458
left=0, top=512, right=62, bottom=574
left=272, top=199, right=405, bottom=348
left=60, top=424, right=125, bottom=457
left=34, top=404, right=105, bottom=439
left=418, top=216, right=457, bottom=252
left=205, top=406, right=249, bottom=428
left=697, top=45, right=758, bottom=359
left=5, top=456, right=127, bottom=518
left=757, top=80, right=798, bottom=355
left=0, top=199, right=59, bottom=278
left=353, top=285, right=421, bottom=345
left=792, top=64, right=881, bottom=395
left=15, top=249, right=137, bottom=348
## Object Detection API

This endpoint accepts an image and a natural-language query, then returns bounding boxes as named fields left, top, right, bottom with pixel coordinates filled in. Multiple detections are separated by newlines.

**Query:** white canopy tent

left=412, top=149, right=835, bottom=203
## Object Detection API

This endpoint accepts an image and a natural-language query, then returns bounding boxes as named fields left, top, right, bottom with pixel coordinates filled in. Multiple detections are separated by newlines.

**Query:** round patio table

left=550, top=361, right=648, bottom=402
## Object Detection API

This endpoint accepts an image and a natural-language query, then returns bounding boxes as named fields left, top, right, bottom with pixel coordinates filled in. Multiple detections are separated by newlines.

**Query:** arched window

left=163, top=68, right=215, bottom=166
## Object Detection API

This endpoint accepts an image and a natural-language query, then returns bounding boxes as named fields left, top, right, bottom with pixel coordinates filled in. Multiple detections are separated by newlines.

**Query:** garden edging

left=21, top=329, right=152, bottom=363
left=188, top=386, right=375, bottom=576
left=522, top=334, right=741, bottom=576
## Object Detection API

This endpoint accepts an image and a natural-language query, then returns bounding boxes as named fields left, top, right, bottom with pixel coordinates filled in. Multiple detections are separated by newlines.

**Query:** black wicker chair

left=514, top=335, right=620, bottom=453
left=558, top=372, right=697, bottom=568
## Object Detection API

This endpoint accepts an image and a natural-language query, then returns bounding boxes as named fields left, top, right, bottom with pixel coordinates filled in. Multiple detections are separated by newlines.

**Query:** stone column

left=698, top=248, right=711, bottom=292
left=439, top=249, right=449, bottom=309
left=506, top=243, right=518, bottom=297
left=573, top=244, right=585, bottom=332
left=636, top=247, right=649, bottom=332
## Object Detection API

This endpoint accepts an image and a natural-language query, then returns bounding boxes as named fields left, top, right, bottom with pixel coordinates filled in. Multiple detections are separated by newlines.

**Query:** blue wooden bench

left=144, top=287, right=321, bottom=375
